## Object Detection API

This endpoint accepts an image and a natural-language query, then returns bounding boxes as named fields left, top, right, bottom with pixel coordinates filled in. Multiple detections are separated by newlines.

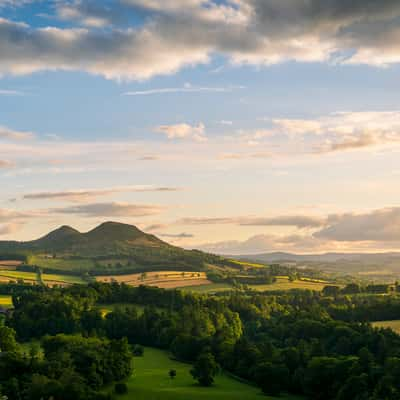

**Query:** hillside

left=0, top=222, right=227, bottom=274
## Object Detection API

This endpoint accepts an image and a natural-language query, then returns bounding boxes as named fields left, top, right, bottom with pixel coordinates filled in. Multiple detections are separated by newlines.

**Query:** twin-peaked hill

left=0, top=222, right=226, bottom=274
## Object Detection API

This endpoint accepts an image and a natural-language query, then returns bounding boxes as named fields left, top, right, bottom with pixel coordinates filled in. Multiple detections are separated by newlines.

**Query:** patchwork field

left=0, top=269, right=84, bottom=286
left=188, top=276, right=333, bottom=293
left=111, top=347, right=300, bottom=400
left=0, top=270, right=38, bottom=283
left=96, top=271, right=211, bottom=289
left=372, top=320, right=400, bottom=334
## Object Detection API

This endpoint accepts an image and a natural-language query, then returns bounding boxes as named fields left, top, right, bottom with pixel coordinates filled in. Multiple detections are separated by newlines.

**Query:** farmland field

left=0, top=270, right=38, bottom=283
left=249, top=276, right=330, bottom=292
left=188, top=276, right=332, bottom=293
left=96, top=271, right=211, bottom=289
left=372, top=320, right=400, bottom=334
left=0, top=269, right=84, bottom=286
left=111, top=347, right=301, bottom=400
left=0, top=295, right=12, bottom=308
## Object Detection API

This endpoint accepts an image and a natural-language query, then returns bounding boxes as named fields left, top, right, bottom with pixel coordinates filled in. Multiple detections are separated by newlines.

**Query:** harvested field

left=96, top=271, right=210, bottom=288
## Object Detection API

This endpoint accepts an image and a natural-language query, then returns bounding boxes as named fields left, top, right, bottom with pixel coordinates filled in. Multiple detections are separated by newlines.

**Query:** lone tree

left=190, top=352, right=219, bottom=387
left=169, top=369, right=177, bottom=379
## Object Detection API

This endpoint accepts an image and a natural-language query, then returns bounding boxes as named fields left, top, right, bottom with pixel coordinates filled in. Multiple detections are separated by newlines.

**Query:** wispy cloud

left=22, top=185, right=182, bottom=202
left=0, top=89, right=25, bottom=96
left=123, top=83, right=243, bottom=96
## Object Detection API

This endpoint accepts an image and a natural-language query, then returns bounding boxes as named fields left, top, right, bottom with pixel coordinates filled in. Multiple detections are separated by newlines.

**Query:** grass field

left=29, top=255, right=94, bottom=272
left=249, top=276, right=329, bottom=292
left=0, top=295, right=13, bottom=308
left=185, top=283, right=234, bottom=293
left=41, top=273, right=84, bottom=285
left=372, top=320, right=400, bottom=334
left=112, top=347, right=300, bottom=400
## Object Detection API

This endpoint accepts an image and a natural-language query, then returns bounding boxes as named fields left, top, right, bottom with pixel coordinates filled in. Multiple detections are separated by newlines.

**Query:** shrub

left=114, top=383, right=128, bottom=395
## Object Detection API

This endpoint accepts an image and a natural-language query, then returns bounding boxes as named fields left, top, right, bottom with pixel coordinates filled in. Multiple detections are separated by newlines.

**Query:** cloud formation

left=0, top=125, right=34, bottom=140
left=315, top=208, right=400, bottom=242
left=155, top=123, right=207, bottom=142
left=1, top=1, right=400, bottom=80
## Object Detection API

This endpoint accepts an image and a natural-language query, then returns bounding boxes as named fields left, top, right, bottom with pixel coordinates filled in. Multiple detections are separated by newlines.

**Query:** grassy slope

left=115, top=347, right=299, bottom=400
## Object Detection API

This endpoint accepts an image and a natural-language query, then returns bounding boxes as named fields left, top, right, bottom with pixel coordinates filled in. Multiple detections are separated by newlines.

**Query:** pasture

left=29, top=255, right=94, bottom=273
left=372, top=320, right=400, bottom=334
left=113, top=347, right=300, bottom=400
left=96, top=271, right=211, bottom=289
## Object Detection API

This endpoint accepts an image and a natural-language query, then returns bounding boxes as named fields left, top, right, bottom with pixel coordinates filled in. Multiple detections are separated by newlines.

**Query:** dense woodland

left=1, top=282, right=400, bottom=399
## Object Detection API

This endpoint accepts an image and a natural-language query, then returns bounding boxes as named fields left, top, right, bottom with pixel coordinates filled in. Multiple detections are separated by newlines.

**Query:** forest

left=1, top=282, right=400, bottom=399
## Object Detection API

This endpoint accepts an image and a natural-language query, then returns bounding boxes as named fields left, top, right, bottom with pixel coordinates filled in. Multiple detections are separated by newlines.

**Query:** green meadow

left=113, top=347, right=300, bottom=400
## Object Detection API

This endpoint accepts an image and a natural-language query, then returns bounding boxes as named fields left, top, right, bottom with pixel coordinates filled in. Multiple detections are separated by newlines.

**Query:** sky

left=1, top=0, right=400, bottom=254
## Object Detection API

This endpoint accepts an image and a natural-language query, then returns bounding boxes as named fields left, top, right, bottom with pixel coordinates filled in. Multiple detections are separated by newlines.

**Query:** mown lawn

left=372, top=320, right=400, bottom=334
left=113, top=347, right=300, bottom=400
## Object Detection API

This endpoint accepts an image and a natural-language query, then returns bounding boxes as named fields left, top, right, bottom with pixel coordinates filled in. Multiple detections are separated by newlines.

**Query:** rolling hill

left=0, top=222, right=228, bottom=275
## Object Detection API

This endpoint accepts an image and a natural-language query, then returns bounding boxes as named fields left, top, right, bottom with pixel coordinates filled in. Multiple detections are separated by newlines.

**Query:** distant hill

left=0, top=222, right=226, bottom=274
left=235, top=251, right=400, bottom=263
left=235, top=251, right=400, bottom=281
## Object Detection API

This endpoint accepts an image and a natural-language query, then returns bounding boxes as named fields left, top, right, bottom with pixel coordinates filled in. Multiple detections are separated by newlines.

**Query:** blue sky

left=1, top=0, right=400, bottom=254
